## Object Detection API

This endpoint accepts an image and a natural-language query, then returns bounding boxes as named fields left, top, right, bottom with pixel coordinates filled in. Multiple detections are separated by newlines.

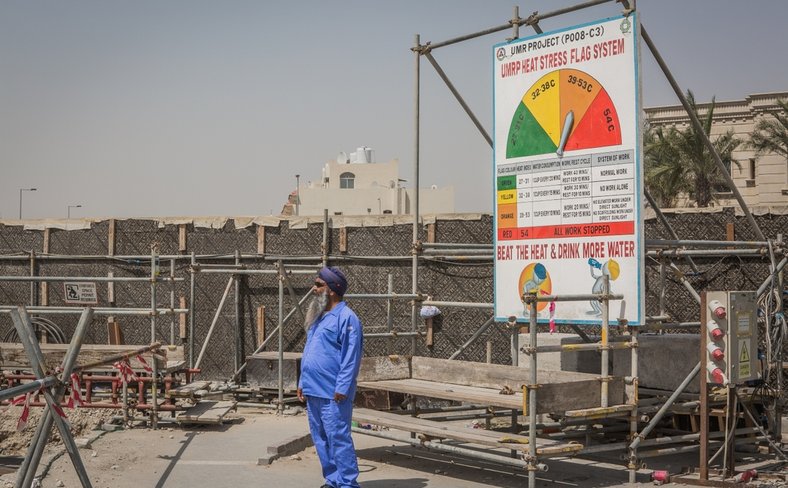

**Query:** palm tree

left=746, top=98, right=788, bottom=184
left=644, top=91, right=742, bottom=207
left=644, top=125, right=690, bottom=208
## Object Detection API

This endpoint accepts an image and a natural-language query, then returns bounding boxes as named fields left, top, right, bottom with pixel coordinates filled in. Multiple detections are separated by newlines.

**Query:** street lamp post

left=295, top=174, right=300, bottom=216
left=18, top=188, right=37, bottom=219
left=67, top=205, right=82, bottom=219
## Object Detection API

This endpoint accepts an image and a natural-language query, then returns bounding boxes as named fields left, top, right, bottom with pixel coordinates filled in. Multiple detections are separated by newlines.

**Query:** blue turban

left=318, top=266, right=348, bottom=296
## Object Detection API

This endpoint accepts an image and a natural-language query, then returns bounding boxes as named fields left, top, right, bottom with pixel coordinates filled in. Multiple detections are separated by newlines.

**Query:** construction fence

left=0, top=209, right=786, bottom=380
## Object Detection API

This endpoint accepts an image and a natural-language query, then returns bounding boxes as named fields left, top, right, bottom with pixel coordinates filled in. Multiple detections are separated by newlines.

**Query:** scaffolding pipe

left=277, top=261, right=285, bottom=413
left=643, top=188, right=700, bottom=274
left=150, top=247, right=157, bottom=344
left=194, top=276, right=234, bottom=370
left=640, top=26, right=765, bottom=241
left=421, top=242, right=492, bottom=249
left=351, top=427, right=529, bottom=469
left=0, top=275, right=184, bottom=282
left=528, top=294, right=538, bottom=488
left=0, top=376, right=58, bottom=402
left=365, top=331, right=423, bottom=338
left=448, top=316, right=496, bottom=360
left=230, top=287, right=313, bottom=382
left=412, top=33, right=420, bottom=358
left=345, top=293, right=420, bottom=300
left=12, top=306, right=93, bottom=488
left=646, top=239, right=771, bottom=249
left=189, top=252, right=196, bottom=368
left=628, top=326, right=639, bottom=483
left=0, top=306, right=188, bottom=316
left=387, top=273, right=394, bottom=354
left=424, top=0, right=614, bottom=51
left=234, top=250, right=242, bottom=374
left=601, top=276, right=610, bottom=408
left=757, top=256, right=788, bottom=296
left=648, top=249, right=768, bottom=257
left=169, top=259, right=175, bottom=345
left=193, top=268, right=315, bottom=275
left=422, top=51, right=492, bottom=147
left=581, top=427, right=759, bottom=455
left=630, top=361, right=701, bottom=451
left=421, top=300, right=493, bottom=309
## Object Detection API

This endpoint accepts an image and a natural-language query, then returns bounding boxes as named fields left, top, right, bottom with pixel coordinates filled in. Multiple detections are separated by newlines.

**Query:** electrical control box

left=704, top=291, right=758, bottom=385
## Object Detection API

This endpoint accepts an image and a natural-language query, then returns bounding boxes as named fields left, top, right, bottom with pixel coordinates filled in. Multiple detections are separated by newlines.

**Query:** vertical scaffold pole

left=411, top=33, right=421, bottom=357
left=527, top=293, right=538, bottom=488
left=189, top=252, right=196, bottom=368
left=628, top=326, right=639, bottom=483
left=601, top=275, right=610, bottom=407
left=150, top=246, right=157, bottom=343
left=277, top=260, right=284, bottom=414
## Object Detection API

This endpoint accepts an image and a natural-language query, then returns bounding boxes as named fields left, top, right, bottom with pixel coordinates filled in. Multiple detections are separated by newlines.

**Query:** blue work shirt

left=299, top=301, right=363, bottom=400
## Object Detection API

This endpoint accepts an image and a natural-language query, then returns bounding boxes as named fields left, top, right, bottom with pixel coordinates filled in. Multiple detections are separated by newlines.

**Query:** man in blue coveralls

left=297, top=266, right=364, bottom=488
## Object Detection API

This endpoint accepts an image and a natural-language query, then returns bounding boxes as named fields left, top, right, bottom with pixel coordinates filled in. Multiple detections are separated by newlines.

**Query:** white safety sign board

left=492, top=14, right=644, bottom=325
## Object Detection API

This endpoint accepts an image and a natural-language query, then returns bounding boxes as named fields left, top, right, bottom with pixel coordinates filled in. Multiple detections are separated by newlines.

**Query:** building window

left=339, top=172, right=355, bottom=189
left=749, top=158, right=756, bottom=181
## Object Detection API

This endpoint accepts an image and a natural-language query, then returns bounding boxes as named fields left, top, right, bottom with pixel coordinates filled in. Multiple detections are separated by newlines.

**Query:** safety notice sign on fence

left=492, top=14, right=644, bottom=325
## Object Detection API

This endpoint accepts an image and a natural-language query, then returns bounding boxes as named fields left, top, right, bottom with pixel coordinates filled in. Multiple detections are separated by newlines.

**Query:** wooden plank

left=40, top=228, right=50, bottom=306
left=411, top=356, right=600, bottom=388
left=257, top=225, right=266, bottom=254
left=359, top=378, right=522, bottom=409
left=107, top=321, right=123, bottom=345
left=179, top=296, right=187, bottom=340
left=167, top=380, right=212, bottom=399
left=0, top=343, right=169, bottom=371
left=108, top=219, right=116, bottom=256
left=176, top=400, right=236, bottom=424
left=359, top=377, right=618, bottom=414
left=178, top=224, right=187, bottom=253
left=357, top=355, right=411, bottom=383
left=339, top=227, right=348, bottom=253
left=256, top=306, right=265, bottom=348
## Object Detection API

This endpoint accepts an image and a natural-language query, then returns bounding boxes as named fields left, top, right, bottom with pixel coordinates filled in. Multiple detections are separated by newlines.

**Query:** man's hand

left=297, top=388, right=305, bottom=403
left=334, top=392, right=347, bottom=403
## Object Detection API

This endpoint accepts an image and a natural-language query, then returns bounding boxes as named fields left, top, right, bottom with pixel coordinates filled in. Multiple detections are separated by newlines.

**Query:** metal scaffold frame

left=401, top=0, right=785, bottom=485
left=0, top=1, right=786, bottom=485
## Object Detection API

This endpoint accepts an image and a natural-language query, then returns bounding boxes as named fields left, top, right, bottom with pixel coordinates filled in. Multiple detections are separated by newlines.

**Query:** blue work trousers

left=306, top=396, right=360, bottom=488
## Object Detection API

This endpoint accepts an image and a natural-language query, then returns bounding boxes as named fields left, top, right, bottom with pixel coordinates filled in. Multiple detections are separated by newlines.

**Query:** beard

left=304, top=289, right=329, bottom=330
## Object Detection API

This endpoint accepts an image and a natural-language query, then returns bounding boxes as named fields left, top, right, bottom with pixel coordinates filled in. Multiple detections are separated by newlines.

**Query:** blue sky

left=1, top=0, right=786, bottom=219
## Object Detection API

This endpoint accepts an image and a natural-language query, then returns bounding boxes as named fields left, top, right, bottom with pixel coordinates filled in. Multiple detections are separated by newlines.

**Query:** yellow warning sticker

left=739, top=341, right=751, bottom=377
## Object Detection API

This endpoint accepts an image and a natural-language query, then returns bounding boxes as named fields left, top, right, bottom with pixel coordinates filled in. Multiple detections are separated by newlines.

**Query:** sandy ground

left=0, top=406, right=785, bottom=488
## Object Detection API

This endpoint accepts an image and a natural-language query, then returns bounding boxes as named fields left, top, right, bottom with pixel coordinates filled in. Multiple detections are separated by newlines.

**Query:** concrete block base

left=257, top=432, right=313, bottom=465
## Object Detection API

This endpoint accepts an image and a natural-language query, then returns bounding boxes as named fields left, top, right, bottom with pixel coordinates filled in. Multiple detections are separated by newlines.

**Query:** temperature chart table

left=496, top=148, right=635, bottom=240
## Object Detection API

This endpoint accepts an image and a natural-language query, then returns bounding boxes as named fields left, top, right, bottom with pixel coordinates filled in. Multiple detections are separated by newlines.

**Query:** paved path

left=14, top=407, right=780, bottom=488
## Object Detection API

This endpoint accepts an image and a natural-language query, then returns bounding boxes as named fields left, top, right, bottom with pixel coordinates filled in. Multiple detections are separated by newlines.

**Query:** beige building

left=285, top=147, right=455, bottom=216
left=645, top=91, right=788, bottom=208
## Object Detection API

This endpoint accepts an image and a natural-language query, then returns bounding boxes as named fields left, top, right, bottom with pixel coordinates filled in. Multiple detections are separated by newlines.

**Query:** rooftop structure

left=282, top=147, right=454, bottom=216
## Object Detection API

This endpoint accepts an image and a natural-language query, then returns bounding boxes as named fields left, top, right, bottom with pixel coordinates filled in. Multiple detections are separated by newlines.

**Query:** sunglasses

left=314, top=281, right=327, bottom=288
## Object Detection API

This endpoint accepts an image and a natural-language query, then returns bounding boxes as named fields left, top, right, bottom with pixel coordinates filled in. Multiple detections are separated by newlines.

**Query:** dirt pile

left=0, top=405, right=113, bottom=456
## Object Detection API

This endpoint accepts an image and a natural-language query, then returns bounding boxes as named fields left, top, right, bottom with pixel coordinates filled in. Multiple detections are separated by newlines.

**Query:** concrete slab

left=612, top=334, right=701, bottom=393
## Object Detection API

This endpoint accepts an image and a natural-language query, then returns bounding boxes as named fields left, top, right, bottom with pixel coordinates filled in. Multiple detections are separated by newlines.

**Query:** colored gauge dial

left=506, top=69, right=622, bottom=158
